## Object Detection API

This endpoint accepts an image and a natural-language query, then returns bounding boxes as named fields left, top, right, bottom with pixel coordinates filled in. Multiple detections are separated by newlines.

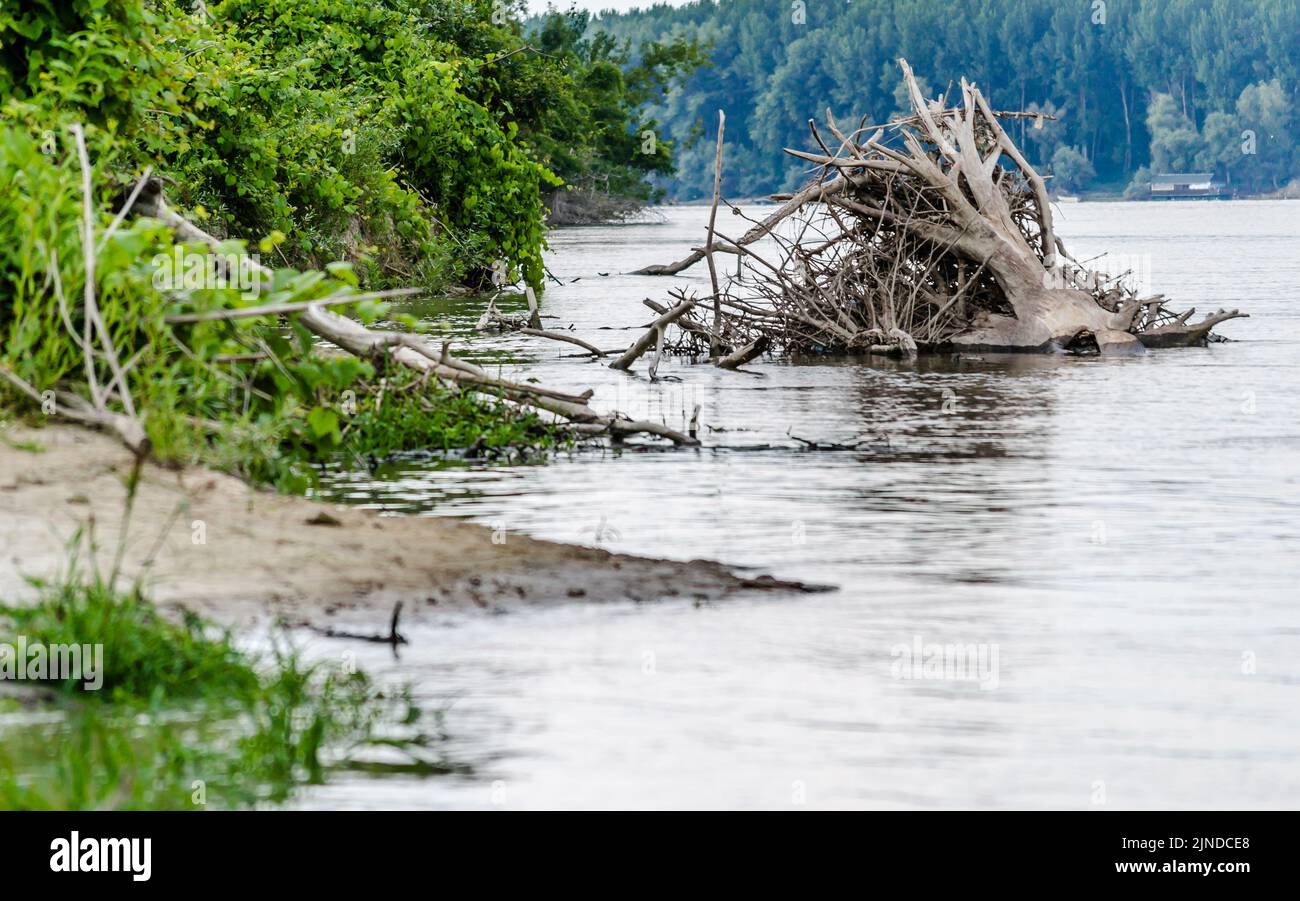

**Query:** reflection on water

left=302, top=201, right=1300, bottom=809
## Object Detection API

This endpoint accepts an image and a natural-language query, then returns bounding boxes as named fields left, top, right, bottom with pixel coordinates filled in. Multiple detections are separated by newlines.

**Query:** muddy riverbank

left=0, top=423, right=816, bottom=630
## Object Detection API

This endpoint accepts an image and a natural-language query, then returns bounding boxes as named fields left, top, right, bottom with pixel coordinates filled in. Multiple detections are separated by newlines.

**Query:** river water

left=301, top=200, right=1300, bottom=810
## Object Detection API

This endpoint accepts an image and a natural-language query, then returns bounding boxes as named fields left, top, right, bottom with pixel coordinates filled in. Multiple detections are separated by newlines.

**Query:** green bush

left=1050, top=145, right=1096, bottom=194
left=0, top=0, right=566, bottom=292
left=0, top=574, right=432, bottom=808
left=0, top=120, right=562, bottom=491
left=0, top=0, right=687, bottom=489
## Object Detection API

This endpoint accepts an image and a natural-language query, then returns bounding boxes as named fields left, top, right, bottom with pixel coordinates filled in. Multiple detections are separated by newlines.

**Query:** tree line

left=586, top=0, right=1300, bottom=198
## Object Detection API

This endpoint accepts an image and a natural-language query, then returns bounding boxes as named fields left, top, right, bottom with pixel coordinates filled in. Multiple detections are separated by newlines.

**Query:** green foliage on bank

left=0, top=2, right=649, bottom=808
left=0, top=1, right=703, bottom=288
left=0, top=119, right=562, bottom=490
left=0, top=2, right=657, bottom=488
left=526, top=9, right=709, bottom=202
left=591, top=0, right=1300, bottom=198
left=0, top=564, right=436, bottom=809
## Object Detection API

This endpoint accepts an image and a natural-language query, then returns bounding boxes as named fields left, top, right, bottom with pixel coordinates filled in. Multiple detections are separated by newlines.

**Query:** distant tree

left=1050, top=145, right=1096, bottom=194
left=1198, top=110, right=1243, bottom=184
left=1023, top=99, right=1069, bottom=168
left=1232, top=80, right=1293, bottom=191
left=1146, top=93, right=1206, bottom=173
left=1123, top=165, right=1153, bottom=199
left=527, top=9, right=708, bottom=201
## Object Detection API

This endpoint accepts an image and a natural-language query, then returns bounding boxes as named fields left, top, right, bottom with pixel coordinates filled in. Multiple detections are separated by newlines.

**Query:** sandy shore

left=0, top=423, right=817, bottom=630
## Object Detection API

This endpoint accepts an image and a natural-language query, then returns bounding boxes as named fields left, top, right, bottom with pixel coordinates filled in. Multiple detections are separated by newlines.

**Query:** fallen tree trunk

left=0, top=366, right=149, bottom=456
left=136, top=188, right=699, bottom=446
left=716, top=336, right=769, bottom=370
left=302, top=314, right=598, bottom=406
left=479, top=304, right=612, bottom=357
left=300, top=306, right=697, bottom=444
left=300, top=307, right=698, bottom=444
left=610, top=299, right=697, bottom=371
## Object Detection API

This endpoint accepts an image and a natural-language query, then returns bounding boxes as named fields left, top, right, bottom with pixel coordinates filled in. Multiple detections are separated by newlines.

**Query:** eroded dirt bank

left=0, top=424, right=818, bottom=630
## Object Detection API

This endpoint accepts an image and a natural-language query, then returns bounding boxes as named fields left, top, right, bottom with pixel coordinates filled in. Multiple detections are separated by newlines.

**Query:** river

left=301, top=200, right=1300, bottom=809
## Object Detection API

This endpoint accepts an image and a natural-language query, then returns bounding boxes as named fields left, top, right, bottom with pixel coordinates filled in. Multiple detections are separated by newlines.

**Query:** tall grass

left=0, top=564, right=435, bottom=809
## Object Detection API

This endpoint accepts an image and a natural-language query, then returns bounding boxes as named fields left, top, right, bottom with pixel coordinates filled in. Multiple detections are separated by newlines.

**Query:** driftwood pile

left=635, top=59, right=1246, bottom=357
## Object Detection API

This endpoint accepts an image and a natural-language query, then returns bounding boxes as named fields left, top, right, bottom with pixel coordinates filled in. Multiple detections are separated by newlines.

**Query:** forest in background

left=586, top=0, right=1300, bottom=198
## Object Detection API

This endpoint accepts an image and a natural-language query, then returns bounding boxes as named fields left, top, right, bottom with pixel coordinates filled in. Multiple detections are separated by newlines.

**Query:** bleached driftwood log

left=135, top=188, right=699, bottom=445
left=609, top=299, right=697, bottom=371
left=716, top=336, right=770, bottom=370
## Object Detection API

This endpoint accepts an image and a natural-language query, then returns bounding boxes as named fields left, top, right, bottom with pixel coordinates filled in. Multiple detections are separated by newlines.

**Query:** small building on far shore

left=1149, top=173, right=1232, bottom=200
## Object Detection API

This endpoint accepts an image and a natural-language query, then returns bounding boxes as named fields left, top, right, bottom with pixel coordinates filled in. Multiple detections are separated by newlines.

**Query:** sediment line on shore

left=0, top=424, right=827, bottom=630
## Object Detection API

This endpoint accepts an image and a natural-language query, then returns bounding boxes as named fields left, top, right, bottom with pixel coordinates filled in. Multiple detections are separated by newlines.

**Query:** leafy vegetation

left=0, top=551, right=437, bottom=809
left=590, top=0, right=1300, bottom=197
left=0, top=1, right=704, bottom=289
left=0, top=1, right=660, bottom=490
left=526, top=8, right=709, bottom=204
left=0, top=114, right=562, bottom=489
